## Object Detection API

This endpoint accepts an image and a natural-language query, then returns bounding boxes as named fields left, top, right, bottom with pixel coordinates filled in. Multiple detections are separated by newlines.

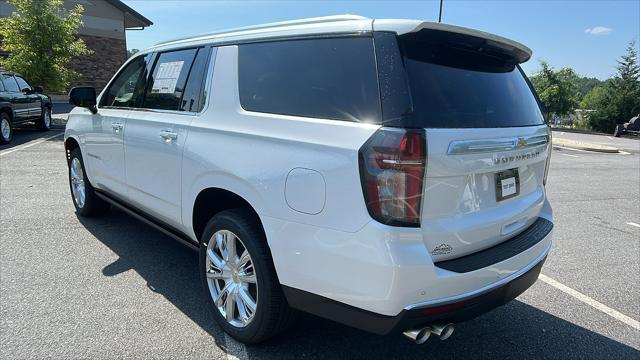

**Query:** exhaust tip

left=403, top=327, right=432, bottom=344
left=432, top=323, right=455, bottom=341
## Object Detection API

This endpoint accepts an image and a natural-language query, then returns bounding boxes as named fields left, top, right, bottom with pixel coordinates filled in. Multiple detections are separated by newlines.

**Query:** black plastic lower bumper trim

left=282, top=255, right=546, bottom=335
left=435, top=217, right=553, bottom=273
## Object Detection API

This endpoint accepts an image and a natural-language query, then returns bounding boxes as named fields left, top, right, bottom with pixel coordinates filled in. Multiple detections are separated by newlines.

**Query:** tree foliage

left=0, top=0, right=92, bottom=92
left=530, top=61, right=578, bottom=119
left=587, top=41, right=640, bottom=132
left=127, top=49, right=140, bottom=58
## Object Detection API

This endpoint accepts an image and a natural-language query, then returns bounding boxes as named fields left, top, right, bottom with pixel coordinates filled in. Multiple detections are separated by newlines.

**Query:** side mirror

left=69, top=86, right=97, bottom=114
left=33, top=86, right=44, bottom=94
left=22, top=88, right=33, bottom=95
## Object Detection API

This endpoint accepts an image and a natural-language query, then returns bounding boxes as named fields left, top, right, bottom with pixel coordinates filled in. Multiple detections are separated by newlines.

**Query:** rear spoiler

left=373, top=20, right=532, bottom=64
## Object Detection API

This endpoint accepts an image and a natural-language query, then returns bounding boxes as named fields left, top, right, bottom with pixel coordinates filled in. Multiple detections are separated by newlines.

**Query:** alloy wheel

left=44, top=109, right=51, bottom=128
left=205, top=230, right=258, bottom=328
left=70, top=158, right=86, bottom=208
left=1, top=118, right=10, bottom=140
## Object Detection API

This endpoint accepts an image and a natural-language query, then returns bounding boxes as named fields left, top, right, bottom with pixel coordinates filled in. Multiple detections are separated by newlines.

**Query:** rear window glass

left=397, top=30, right=544, bottom=128
left=238, top=37, right=381, bottom=122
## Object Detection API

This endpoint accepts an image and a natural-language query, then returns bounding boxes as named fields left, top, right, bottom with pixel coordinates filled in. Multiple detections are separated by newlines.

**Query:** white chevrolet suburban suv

left=64, top=16, right=553, bottom=345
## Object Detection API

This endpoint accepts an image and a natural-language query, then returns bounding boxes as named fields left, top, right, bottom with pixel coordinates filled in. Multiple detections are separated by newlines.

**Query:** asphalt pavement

left=0, top=128, right=638, bottom=359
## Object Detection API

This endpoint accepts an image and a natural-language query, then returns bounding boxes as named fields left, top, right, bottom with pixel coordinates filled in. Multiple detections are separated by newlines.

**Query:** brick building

left=0, top=0, right=152, bottom=92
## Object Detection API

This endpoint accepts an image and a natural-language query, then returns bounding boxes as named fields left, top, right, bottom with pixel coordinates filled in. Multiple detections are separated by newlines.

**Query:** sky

left=123, top=0, right=640, bottom=80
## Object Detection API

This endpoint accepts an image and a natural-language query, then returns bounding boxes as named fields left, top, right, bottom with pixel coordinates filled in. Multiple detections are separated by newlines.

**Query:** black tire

left=68, top=148, right=110, bottom=217
left=36, top=106, right=52, bottom=131
left=0, top=112, right=13, bottom=144
left=199, top=209, right=295, bottom=344
left=613, top=125, right=621, bottom=137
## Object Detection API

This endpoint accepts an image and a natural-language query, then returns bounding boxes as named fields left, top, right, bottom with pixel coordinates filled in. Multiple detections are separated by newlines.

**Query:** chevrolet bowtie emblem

left=518, top=137, right=528, bottom=147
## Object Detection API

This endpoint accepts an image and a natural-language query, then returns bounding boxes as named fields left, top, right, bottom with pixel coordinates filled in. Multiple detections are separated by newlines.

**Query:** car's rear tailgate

left=422, top=125, right=550, bottom=262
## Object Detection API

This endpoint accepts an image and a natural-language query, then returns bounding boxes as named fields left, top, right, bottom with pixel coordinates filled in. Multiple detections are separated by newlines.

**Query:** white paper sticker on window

left=501, top=177, right=517, bottom=197
left=151, top=61, right=184, bottom=94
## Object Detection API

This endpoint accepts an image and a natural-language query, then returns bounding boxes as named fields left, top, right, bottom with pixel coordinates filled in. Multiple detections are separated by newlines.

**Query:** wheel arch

left=64, top=136, right=81, bottom=164
left=191, top=187, right=266, bottom=244
left=0, top=105, right=13, bottom=119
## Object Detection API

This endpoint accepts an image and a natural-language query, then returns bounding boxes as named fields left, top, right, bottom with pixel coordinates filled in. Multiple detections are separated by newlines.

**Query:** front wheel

left=199, top=209, right=295, bottom=344
left=68, top=148, right=110, bottom=217
left=36, top=106, right=52, bottom=131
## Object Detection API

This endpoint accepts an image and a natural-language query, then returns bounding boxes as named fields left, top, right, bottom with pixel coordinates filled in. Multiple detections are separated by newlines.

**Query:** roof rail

left=153, top=14, right=369, bottom=48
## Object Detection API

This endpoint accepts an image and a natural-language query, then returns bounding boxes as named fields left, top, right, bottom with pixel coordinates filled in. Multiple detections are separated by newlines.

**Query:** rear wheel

left=199, top=209, right=295, bottom=344
left=68, top=148, right=110, bottom=217
left=0, top=113, right=13, bottom=144
left=36, top=106, right=51, bottom=131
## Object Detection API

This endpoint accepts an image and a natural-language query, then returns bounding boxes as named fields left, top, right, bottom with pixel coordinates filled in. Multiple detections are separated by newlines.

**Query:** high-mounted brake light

left=359, top=128, right=426, bottom=227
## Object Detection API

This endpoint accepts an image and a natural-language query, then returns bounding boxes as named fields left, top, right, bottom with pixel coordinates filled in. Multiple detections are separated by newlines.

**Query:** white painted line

left=0, top=132, right=64, bottom=157
left=560, top=153, right=579, bottom=158
left=606, top=136, right=614, bottom=140
left=619, top=150, right=631, bottom=155
left=626, top=222, right=640, bottom=228
left=539, top=274, right=640, bottom=330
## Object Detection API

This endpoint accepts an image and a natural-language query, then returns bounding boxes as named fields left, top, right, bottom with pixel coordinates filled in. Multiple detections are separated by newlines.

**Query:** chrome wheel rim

left=206, top=230, right=258, bottom=328
left=44, top=109, right=51, bottom=128
left=1, top=118, right=10, bottom=139
left=70, top=158, right=86, bottom=208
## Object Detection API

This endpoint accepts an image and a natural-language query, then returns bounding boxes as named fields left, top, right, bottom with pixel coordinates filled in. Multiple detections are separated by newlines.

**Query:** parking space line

left=0, top=132, right=64, bottom=157
left=539, top=274, right=640, bottom=330
left=560, top=153, right=579, bottom=158
left=626, top=222, right=640, bottom=228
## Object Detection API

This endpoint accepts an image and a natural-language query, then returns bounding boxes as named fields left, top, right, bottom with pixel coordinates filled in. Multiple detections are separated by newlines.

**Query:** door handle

left=111, top=122, right=123, bottom=132
left=159, top=130, right=178, bottom=142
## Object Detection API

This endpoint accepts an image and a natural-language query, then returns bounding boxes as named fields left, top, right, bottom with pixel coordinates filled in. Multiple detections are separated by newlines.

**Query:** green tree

left=589, top=41, right=640, bottom=132
left=0, top=0, right=92, bottom=92
left=579, top=86, right=606, bottom=110
left=530, top=61, right=578, bottom=120
left=127, top=49, right=140, bottom=58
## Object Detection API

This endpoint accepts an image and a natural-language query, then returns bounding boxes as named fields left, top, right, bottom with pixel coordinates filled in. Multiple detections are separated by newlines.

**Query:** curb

left=552, top=138, right=619, bottom=153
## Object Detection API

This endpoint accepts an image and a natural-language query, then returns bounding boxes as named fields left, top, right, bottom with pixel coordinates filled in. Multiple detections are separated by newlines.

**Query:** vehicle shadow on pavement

left=79, top=209, right=640, bottom=360
left=0, top=127, right=63, bottom=151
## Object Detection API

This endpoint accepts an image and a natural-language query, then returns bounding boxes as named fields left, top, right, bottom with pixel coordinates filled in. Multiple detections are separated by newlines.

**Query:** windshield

left=383, top=30, right=544, bottom=128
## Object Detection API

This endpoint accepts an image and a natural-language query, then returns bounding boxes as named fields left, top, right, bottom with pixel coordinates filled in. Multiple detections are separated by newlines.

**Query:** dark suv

left=0, top=70, right=52, bottom=144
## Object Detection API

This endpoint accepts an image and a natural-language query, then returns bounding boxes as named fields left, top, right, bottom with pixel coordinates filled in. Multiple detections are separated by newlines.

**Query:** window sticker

left=152, top=61, right=184, bottom=94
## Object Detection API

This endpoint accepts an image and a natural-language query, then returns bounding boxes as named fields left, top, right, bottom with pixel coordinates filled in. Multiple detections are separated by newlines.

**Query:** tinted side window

left=101, top=54, right=150, bottom=108
left=0, top=78, right=4, bottom=92
left=143, top=48, right=197, bottom=111
left=180, top=47, right=213, bottom=112
left=239, top=37, right=381, bottom=122
left=14, top=76, right=31, bottom=91
left=1, top=74, right=20, bottom=92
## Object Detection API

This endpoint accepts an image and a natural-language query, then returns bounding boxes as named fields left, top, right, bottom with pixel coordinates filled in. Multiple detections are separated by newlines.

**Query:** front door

left=14, top=76, right=41, bottom=119
left=84, top=54, right=151, bottom=198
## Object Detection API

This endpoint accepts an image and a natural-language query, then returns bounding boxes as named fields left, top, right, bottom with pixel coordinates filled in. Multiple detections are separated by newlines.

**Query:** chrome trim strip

left=447, top=135, right=549, bottom=155
left=404, top=240, right=552, bottom=311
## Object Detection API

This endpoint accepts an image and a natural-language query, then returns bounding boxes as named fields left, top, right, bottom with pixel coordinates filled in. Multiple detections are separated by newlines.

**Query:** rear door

left=1, top=74, right=29, bottom=122
left=375, top=30, right=550, bottom=261
left=123, top=46, right=213, bottom=228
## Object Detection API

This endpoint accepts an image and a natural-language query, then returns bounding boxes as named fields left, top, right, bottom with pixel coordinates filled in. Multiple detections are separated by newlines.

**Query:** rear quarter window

left=238, top=37, right=381, bottom=123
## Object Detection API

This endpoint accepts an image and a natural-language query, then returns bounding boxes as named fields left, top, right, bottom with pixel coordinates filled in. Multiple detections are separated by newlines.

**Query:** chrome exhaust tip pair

left=403, top=323, right=455, bottom=344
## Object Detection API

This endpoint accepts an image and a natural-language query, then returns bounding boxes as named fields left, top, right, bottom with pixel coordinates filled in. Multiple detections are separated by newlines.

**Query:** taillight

left=359, top=128, right=426, bottom=227
left=543, top=127, right=552, bottom=185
